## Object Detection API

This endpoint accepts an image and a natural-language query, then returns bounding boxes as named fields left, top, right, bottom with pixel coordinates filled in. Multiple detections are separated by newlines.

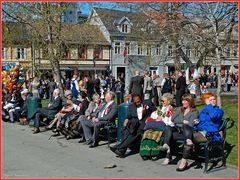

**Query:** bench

left=170, top=118, right=228, bottom=173
left=99, top=120, right=118, bottom=147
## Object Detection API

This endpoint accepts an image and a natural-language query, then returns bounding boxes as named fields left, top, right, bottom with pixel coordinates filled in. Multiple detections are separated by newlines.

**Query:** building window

left=94, top=47, right=102, bottom=60
left=156, top=44, right=161, bottom=56
left=195, top=49, right=200, bottom=57
left=147, top=45, right=152, bottom=55
left=121, top=24, right=128, bottom=33
left=79, top=46, right=86, bottom=59
left=138, top=44, right=143, bottom=55
left=186, top=47, right=191, bottom=57
left=233, top=49, right=238, bottom=57
left=168, top=46, right=173, bottom=57
left=63, top=47, right=70, bottom=59
left=125, top=42, right=130, bottom=55
left=115, top=42, right=121, bottom=54
left=69, top=11, right=72, bottom=15
left=226, top=48, right=230, bottom=57
left=16, top=48, right=26, bottom=59
left=2, top=48, right=7, bottom=59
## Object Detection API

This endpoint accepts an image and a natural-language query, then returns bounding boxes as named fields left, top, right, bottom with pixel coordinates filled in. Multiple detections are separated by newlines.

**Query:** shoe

left=110, top=146, right=117, bottom=153
left=176, top=162, right=188, bottom=172
left=52, top=129, right=58, bottom=133
left=44, top=126, right=52, bottom=131
left=159, top=144, right=170, bottom=153
left=52, top=132, right=60, bottom=137
left=161, top=158, right=170, bottom=165
left=83, top=140, right=93, bottom=145
left=78, top=137, right=85, bottom=143
left=142, top=156, right=148, bottom=161
left=33, top=128, right=40, bottom=134
left=89, top=143, right=98, bottom=148
left=114, top=149, right=125, bottom=158
left=151, top=156, right=159, bottom=161
left=66, top=135, right=71, bottom=140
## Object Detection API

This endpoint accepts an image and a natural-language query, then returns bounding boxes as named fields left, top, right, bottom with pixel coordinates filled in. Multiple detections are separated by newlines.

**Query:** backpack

left=162, top=78, right=172, bottom=94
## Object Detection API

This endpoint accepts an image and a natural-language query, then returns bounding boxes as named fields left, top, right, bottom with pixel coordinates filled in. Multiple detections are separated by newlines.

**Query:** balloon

left=5, top=65, right=10, bottom=72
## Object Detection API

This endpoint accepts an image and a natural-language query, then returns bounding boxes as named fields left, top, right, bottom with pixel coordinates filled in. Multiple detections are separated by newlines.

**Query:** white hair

left=53, top=88, right=60, bottom=95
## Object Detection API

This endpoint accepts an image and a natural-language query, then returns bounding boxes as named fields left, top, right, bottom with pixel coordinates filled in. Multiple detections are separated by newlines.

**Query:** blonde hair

left=161, top=93, right=174, bottom=104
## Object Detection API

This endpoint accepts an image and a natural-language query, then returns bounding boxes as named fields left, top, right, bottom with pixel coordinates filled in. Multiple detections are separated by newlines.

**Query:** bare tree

left=2, top=2, right=73, bottom=96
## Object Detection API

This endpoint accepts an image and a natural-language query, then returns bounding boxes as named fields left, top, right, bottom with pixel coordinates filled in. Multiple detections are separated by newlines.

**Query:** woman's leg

left=177, top=124, right=194, bottom=170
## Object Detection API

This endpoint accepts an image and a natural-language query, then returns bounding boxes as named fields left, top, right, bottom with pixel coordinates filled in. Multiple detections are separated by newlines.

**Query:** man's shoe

left=142, top=156, right=149, bottom=161
left=33, top=128, right=40, bottom=134
left=110, top=146, right=117, bottom=153
left=89, top=143, right=98, bottom=148
left=83, top=140, right=93, bottom=145
left=114, top=149, right=125, bottom=158
left=78, top=137, right=85, bottom=143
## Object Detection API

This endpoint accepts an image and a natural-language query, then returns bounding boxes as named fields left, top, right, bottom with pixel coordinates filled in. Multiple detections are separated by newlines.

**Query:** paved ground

left=208, top=86, right=238, bottom=96
left=2, top=121, right=238, bottom=178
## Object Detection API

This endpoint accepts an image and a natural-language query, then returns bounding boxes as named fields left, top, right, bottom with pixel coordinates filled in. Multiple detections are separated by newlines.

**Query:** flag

left=123, top=47, right=127, bottom=64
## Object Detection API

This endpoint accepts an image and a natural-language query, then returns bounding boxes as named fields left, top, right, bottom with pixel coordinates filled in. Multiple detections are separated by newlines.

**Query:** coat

left=46, top=96, right=63, bottom=117
left=98, top=102, right=118, bottom=123
left=129, top=75, right=144, bottom=97
left=195, top=104, right=224, bottom=133
left=126, top=101, right=153, bottom=134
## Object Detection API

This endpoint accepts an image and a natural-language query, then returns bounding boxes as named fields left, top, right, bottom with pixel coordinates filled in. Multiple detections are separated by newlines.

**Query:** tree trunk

left=215, top=34, right=222, bottom=108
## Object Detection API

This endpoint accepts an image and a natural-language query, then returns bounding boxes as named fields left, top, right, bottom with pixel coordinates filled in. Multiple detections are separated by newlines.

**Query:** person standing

left=175, top=71, right=187, bottom=107
left=48, top=78, right=57, bottom=101
left=93, top=74, right=101, bottom=95
left=226, top=73, right=233, bottom=92
left=71, top=74, right=79, bottom=99
left=29, top=77, right=40, bottom=97
left=152, top=72, right=161, bottom=106
left=143, top=70, right=152, bottom=102
left=129, top=70, right=144, bottom=99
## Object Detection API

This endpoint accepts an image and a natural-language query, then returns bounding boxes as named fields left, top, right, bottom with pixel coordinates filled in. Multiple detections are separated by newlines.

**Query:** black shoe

left=66, top=135, right=71, bottom=140
left=151, top=156, right=159, bottom=161
left=78, top=137, right=85, bottom=143
left=114, top=149, right=125, bottom=158
left=89, top=143, right=98, bottom=148
left=52, top=132, right=60, bottom=137
left=142, top=156, right=148, bottom=161
left=110, top=146, right=117, bottom=153
left=176, top=163, right=189, bottom=172
left=83, top=140, right=93, bottom=145
left=52, top=129, right=58, bottom=133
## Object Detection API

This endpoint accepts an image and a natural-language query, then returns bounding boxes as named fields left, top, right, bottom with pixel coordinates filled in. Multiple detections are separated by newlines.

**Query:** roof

left=93, top=8, right=152, bottom=39
left=61, top=23, right=109, bottom=45
left=2, top=21, right=109, bottom=46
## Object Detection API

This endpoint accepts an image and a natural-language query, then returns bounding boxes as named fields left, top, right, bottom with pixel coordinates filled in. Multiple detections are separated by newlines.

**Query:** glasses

left=209, top=98, right=216, bottom=101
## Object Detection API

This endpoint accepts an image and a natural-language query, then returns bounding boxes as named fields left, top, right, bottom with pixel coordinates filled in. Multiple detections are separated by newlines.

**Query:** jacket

left=195, top=104, right=224, bottom=133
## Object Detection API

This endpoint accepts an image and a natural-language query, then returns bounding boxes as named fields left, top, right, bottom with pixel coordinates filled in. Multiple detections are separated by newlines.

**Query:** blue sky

left=78, top=2, right=131, bottom=16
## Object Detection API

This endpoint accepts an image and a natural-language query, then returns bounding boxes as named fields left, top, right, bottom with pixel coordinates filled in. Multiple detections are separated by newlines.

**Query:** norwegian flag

left=123, top=47, right=127, bottom=64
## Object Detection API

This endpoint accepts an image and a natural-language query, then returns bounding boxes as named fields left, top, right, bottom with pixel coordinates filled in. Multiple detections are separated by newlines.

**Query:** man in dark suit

left=110, top=94, right=153, bottom=158
left=30, top=89, right=62, bottom=134
left=81, top=91, right=118, bottom=148
left=129, top=70, right=144, bottom=98
left=176, top=71, right=187, bottom=107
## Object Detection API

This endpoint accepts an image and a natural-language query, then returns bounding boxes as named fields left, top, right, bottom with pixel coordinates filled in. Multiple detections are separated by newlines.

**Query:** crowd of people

left=2, top=69, right=232, bottom=172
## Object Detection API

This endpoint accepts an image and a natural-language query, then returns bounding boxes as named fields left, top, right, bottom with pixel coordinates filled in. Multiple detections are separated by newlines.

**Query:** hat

left=65, top=90, right=72, bottom=97
left=21, top=89, right=29, bottom=94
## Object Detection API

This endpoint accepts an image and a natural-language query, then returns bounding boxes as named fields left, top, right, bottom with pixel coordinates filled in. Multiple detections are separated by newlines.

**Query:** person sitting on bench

left=160, top=93, right=199, bottom=171
left=30, top=89, right=62, bottom=134
left=193, top=93, right=224, bottom=143
left=110, top=94, right=153, bottom=158
left=81, top=91, right=118, bottom=148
